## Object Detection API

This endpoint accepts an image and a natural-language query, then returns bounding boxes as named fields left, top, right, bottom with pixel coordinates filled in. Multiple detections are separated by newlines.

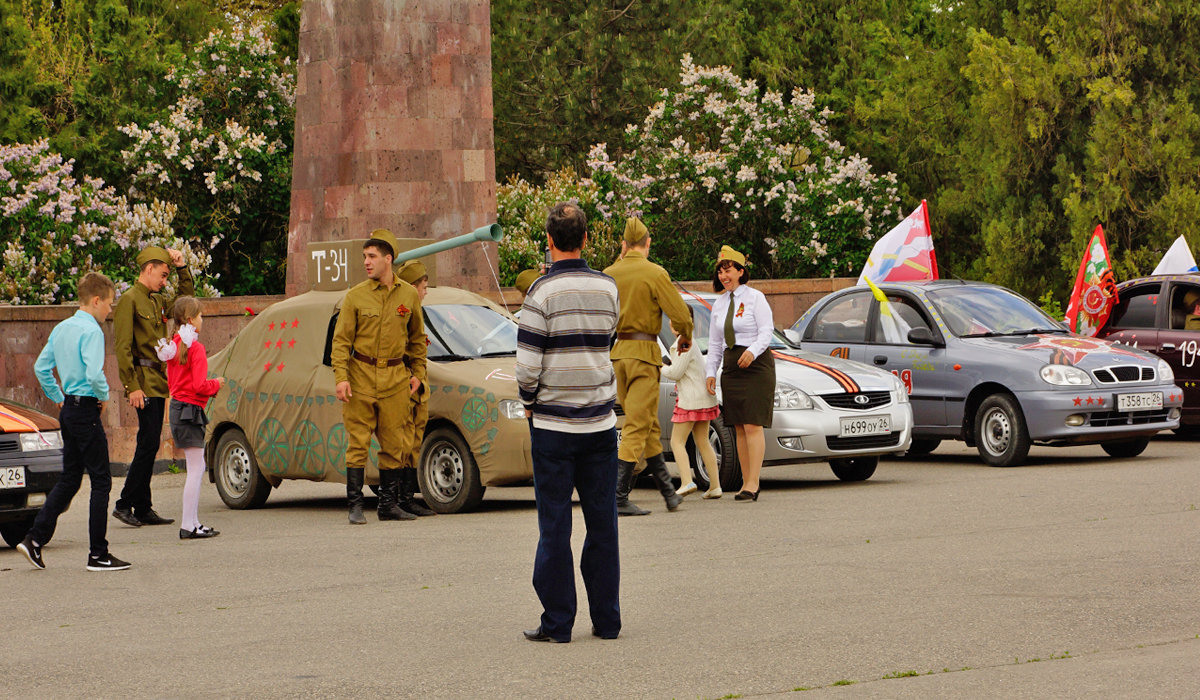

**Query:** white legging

left=181, top=447, right=207, bottom=532
left=669, top=420, right=717, bottom=486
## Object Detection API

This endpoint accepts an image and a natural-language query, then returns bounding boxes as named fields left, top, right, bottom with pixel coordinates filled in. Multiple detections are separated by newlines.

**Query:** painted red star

left=268, top=322, right=275, bottom=331
left=1085, top=396, right=1094, bottom=405
left=264, top=362, right=273, bottom=372
left=276, top=363, right=285, bottom=372
left=291, top=318, right=300, bottom=328
left=287, top=339, right=296, bottom=348
left=1097, top=397, right=1105, bottom=406
left=264, top=341, right=271, bottom=349
left=1073, top=397, right=1082, bottom=406
left=275, top=339, right=284, bottom=349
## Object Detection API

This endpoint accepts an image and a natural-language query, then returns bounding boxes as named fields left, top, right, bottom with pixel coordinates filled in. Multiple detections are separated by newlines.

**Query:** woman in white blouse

left=704, top=246, right=775, bottom=501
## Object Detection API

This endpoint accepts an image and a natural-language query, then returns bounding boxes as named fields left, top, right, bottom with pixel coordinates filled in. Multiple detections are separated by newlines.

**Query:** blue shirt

left=34, top=310, right=109, bottom=403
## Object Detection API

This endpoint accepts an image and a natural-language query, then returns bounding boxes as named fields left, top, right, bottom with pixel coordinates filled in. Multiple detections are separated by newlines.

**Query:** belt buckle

left=376, top=358, right=387, bottom=369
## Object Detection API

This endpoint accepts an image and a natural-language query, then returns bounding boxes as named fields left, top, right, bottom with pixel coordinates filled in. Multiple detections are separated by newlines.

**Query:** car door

left=861, top=292, right=950, bottom=429
left=799, top=290, right=873, bottom=363
left=1102, top=281, right=1162, bottom=353
left=1161, top=281, right=1200, bottom=416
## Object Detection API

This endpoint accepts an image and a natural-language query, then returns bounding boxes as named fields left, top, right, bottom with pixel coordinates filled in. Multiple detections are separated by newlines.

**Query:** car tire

left=829, top=456, right=879, bottom=481
left=685, top=416, right=737, bottom=492
left=214, top=428, right=272, bottom=509
left=905, top=438, right=941, bottom=458
left=1, top=516, right=35, bottom=548
left=417, top=427, right=485, bottom=514
left=1101, top=437, right=1150, bottom=458
left=974, top=394, right=1031, bottom=467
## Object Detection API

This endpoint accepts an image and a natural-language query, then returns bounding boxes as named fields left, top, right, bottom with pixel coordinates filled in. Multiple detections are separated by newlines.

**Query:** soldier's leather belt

left=353, top=351, right=405, bottom=368
left=617, top=332, right=658, bottom=342
left=134, top=358, right=162, bottom=369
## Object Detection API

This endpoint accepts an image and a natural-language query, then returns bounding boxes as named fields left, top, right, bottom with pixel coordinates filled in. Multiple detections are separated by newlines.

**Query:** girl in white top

left=662, top=336, right=723, bottom=499
left=705, top=246, right=776, bottom=501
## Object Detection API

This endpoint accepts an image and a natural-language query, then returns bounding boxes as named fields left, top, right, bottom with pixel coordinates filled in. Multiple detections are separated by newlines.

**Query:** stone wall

left=287, top=0, right=498, bottom=296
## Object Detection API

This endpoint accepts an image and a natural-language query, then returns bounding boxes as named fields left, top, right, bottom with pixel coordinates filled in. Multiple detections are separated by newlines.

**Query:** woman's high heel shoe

left=733, top=489, right=759, bottom=501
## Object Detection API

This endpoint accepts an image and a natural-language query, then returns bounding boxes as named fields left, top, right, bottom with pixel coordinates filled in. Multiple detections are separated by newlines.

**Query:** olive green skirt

left=720, top=346, right=775, bottom=427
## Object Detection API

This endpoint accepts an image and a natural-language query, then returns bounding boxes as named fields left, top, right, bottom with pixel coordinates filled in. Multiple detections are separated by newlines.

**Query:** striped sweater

left=516, top=258, right=619, bottom=433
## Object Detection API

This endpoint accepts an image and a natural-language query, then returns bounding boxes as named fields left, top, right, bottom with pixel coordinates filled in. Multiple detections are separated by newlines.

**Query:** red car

left=1098, top=273, right=1200, bottom=434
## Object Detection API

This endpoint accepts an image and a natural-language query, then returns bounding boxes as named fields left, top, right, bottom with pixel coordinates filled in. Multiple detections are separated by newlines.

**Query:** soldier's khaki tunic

left=331, top=274, right=427, bottom=471
left=604, top=250, right=694, bottom=463
left=114, top=268, right=195, bottom=398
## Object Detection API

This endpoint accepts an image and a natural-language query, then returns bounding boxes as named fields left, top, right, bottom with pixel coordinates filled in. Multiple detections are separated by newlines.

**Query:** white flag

left=1151, top=236, right=1198, bottom=275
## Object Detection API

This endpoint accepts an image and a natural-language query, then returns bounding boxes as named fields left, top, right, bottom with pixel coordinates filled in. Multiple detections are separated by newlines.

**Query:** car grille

left=820, top=391, right=891, bottom=410
left=1093, top=365, right=1155, bottom=384
left=0, top=437, right=19, bottom=454
left=826, top=433, right=902, bottom=450
left=1088, top=409, right=1172, bottom=427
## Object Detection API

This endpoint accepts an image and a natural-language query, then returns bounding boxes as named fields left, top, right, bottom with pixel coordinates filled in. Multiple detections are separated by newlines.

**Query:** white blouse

left=706, top=285, right=774, bottom=378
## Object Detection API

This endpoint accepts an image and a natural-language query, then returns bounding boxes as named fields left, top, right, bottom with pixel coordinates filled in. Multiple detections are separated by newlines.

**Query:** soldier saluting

left=331, top=229, right=428, bottom=525
left=112, top=246, right=193, bottom=528
left=604, top=217, right=694, bottom=515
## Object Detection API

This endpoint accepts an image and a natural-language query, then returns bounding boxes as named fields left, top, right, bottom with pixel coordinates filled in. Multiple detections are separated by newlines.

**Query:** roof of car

left=1116, top=272, right=1200, bottom=288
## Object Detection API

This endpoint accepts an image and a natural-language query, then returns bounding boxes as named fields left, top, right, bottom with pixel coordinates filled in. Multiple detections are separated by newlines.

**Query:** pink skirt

left=672, top=403, right=720, bottom=423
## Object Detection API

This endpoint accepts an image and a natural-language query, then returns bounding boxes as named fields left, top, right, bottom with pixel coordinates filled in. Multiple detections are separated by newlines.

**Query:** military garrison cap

left=136, top=246, right=171, bottom=268
left=716, top=245, right=747, bottom=268
left=397, top=259, right=428, bottom=285
left=623, top=217, right=649, bottom=244
left=514, top=268, right=542, bottom=295
left=367, top=228, right=400, bottom=259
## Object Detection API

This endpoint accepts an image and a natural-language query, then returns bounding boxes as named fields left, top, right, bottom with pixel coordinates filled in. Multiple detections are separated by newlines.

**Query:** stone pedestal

left=287, top=0, right=497, bottom=295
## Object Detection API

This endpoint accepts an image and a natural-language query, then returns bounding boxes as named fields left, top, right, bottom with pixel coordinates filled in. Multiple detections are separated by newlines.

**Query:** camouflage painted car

left=205, top=286, right=529, bottom=514
left=790, top=280, right=1184, bottom=466
left=1, top=398, right=63, bottom=547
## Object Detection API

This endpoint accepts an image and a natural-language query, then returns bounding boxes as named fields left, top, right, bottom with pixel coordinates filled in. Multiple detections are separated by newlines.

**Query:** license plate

left=839, top=415, right=891, bottom=437
left=1116, top=392, right=1163, bottom=412
left=0, top=465, right=26, bottom=489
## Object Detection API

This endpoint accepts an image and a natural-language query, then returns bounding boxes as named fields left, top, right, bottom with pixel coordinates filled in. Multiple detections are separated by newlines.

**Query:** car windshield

left=424, top=304, right=517, bottom=360
left=926, top=286, right=1066, bottom=337
left=661, top=297, right=789, bottom=352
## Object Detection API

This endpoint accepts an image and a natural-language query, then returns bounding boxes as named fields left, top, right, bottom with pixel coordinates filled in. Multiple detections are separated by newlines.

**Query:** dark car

left=0, top=398, right=63, bottom=547
left=789, top=280, right=1184, bottom=466
left=1096, top=273, right=1200, bottom=433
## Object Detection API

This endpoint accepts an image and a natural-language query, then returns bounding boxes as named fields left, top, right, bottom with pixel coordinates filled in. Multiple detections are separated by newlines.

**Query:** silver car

left=789, top=280, right=1185, bottom=466
left=646, top=291, right=913, bottom=492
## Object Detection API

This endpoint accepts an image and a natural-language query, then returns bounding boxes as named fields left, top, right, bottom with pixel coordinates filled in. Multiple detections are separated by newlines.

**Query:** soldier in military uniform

left=603, top=218, right=694, bottom=515
left=331, top=230, right=428, bottom=524
left=394, top=259, right=436, bottom=517
left=112, top=246, right=193, bottom=527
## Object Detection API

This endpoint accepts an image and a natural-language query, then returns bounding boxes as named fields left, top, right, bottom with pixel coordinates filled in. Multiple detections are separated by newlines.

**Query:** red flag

left=858, top=200, right=939, bottom=285
left=1064, top=225, right=1118, bottom=336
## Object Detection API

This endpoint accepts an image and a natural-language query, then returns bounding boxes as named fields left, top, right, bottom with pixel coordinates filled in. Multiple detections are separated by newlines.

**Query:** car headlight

left=1157, top=359, right=1174, bottom=383
left=891, top=376, right=910, bottom=404
left=20, top=430, right=63, bottom=452
left=499, top=399, right=527, bottom=420
left=774, top=383, right=813, bottom=410
left=1040, top=364, right=1092, bottom=386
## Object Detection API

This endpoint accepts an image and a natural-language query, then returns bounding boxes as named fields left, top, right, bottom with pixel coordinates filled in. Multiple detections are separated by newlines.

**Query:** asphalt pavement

left=3, top=437, right=1199, bottom=699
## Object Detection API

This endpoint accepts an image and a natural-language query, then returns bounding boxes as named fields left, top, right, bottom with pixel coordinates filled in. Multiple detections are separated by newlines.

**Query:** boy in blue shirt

left=18, top=272, right=131, bottom=571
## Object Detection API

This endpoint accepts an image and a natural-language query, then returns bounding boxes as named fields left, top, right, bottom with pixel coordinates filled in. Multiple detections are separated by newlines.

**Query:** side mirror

left=783, top=328, right=802, bottom=345
left=907, top=327, right=943, bottom=347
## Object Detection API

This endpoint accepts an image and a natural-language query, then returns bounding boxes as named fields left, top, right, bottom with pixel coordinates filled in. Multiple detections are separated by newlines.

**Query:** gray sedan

left=788, top=280, right=1185, bottom=466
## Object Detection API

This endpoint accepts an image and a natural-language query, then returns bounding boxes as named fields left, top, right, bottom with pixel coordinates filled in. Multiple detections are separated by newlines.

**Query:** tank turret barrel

left=394, top=224, right=504, bottom=264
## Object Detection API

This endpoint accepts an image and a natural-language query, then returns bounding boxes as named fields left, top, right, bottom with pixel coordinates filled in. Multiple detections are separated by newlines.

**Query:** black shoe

left=179, top=525, right=220, bottom=539
left=135, top=508, right=174, bottom=525
left=616, top=499, right=652, bottom=516
left=734, top=489, right=760, bottom=501
left=592, top=627, right=619, bottom=640
left=86, top=553, right=131, bottom=571
left=17, top=536, right=44, bottom=570
left=112, top=508, right=142, bottom=527
left=523, top=627, right=569, bottom=643
left=399, top=468, right=437, bottom=516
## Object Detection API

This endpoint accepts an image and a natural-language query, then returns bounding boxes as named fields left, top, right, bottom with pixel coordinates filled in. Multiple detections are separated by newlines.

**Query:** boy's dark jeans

left=28, top=397, right=111, bottom=557
left=115, top=396, right=164, bottom=517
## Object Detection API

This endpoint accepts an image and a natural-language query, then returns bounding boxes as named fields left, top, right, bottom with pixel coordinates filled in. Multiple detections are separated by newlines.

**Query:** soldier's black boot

left=646, top=454, right=682, bottom=511
left=398, top=467, right=436, bottom=516
left=346, top=467, right=367, bottom=525
left=616, top=459, right=651, bottom=516
left=378, top=469, right=416, bottom=521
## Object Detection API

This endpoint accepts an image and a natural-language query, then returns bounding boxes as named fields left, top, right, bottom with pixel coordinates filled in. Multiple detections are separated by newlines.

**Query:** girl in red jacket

left=156, top=296, right=224, bottom=539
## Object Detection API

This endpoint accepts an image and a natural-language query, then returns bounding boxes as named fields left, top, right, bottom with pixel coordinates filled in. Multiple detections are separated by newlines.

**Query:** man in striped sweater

left=516, top=202, right=622, bottom=643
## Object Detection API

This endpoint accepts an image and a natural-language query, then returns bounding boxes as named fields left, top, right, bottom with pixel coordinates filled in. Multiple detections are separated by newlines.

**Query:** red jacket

left=166, top=335, right=221, bottom=407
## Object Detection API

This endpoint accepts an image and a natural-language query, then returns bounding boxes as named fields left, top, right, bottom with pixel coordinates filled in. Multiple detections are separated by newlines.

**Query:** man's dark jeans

left=115, top=396, right=164, bottom=516
left=28, top=397, right=111, bottom=557
left=530, top=425, right=621, bottom=642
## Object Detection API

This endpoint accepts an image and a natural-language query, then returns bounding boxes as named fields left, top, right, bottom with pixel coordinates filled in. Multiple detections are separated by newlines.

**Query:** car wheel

left=418, top=427, right=485, bottom=514
left=905, top=438, right=941, bottom=458
left=973, top=394, right=1031, bottom=467
left=1101, top=437, right=1150, bottom=458
left=685, top=416, right=737, bottom=492
left=214, top=428, right=272, bottom=509
left=1, top=516, right=35, bottom=548
left=829, top=456, right=879, bottom=481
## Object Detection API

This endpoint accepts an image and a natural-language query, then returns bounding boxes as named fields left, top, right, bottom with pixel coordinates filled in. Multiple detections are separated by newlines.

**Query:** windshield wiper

left=429, top=353, right=473, bottom=362
left=478, top=350, right=517, bottom=358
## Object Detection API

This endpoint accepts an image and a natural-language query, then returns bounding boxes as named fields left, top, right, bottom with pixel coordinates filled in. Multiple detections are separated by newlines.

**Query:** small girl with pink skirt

left=662, top=336, right=723, bottom=499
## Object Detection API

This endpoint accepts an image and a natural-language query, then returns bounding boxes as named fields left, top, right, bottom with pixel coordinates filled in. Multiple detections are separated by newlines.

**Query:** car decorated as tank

left=0, top=398, right=63, bottom=547
left=1096, top=273, right=1200, bottom=434
left=648, top=290, right=914, bottom=491
left=789, top=280, right=1185, bottom=466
